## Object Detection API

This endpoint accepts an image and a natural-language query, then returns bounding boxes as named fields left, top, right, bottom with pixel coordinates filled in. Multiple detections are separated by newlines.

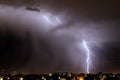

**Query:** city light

left=20, top=77, right=23, bottom=80
left=0, top=77, right=3, bottom=80
left=49, top=73, right=52, bottom=76
left=60, top=78, right=66, bottom=80
left=78, top=77, right=84, bottom=80
left=7, top=77, right=10, bottom=80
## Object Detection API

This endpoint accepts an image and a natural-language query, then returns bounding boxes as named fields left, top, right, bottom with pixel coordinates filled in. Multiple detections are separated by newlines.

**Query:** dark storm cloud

left=0, top=28, right=32, bottom=69
left=0, top=0, right=120, bottom=73
left=92, top=42, right=120, bottom=73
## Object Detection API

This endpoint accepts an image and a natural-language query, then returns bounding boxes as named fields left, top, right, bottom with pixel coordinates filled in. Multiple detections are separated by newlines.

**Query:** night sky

left=0, top=0, right=120, bottom=73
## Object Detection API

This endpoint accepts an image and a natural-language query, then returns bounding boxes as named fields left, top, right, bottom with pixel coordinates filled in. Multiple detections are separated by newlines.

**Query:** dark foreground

left=0, top=72, right=120, bottom=80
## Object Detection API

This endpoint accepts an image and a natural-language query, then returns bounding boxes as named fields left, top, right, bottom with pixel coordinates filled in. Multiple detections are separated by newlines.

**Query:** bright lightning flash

left=83, top=40, right=90, bottom=73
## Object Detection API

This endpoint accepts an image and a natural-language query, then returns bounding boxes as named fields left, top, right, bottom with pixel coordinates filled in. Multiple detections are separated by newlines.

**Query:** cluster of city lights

left=0, top=77, right=23, bottom=80
left=0, top=72, right=120, bottom=80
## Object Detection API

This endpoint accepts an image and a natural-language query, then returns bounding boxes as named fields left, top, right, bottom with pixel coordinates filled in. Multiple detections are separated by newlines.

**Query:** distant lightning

left=83, top=40, right=90, bottom=73
left=43, top=13, right=62, bottom=26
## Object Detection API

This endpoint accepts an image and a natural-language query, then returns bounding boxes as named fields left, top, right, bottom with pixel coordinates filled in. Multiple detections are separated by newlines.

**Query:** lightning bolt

left=83, top=40, right=90, bottom=73
left=43, top=13, right=61, bottom=26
